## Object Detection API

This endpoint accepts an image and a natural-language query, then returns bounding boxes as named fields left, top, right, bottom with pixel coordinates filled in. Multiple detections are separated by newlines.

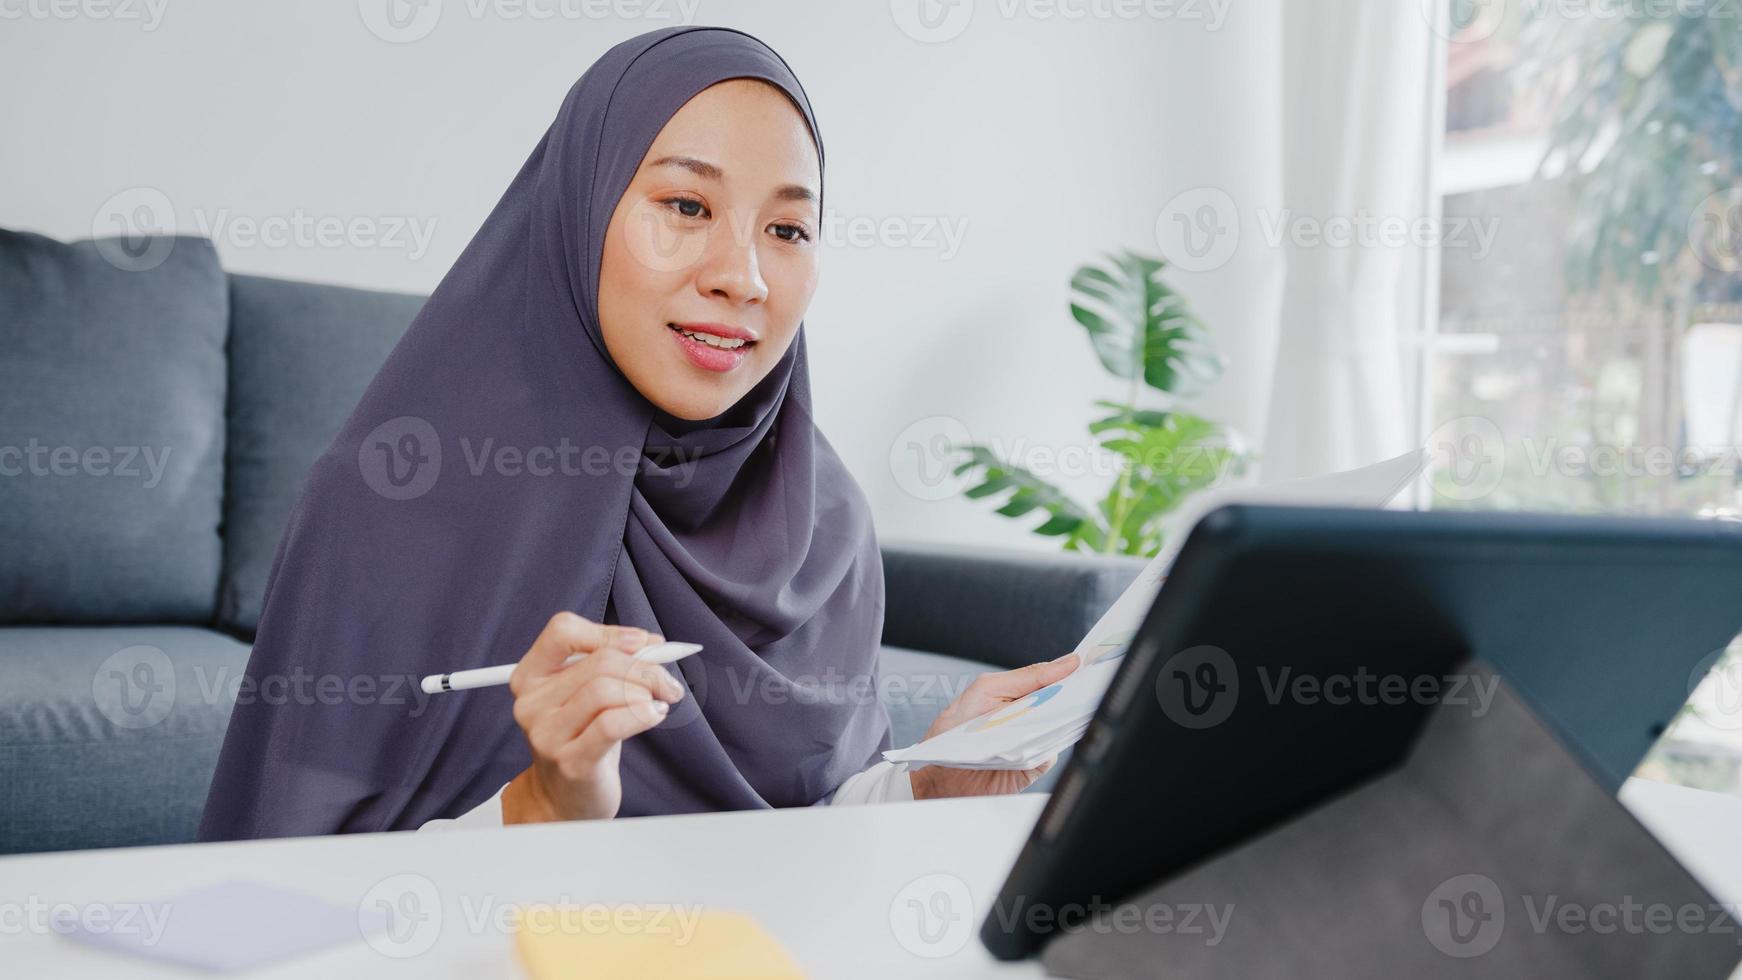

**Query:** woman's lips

left=667, top=322, right=755, bottom=373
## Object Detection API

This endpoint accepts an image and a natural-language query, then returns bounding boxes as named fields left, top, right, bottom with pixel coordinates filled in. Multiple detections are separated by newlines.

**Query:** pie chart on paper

left=965, top=683, right=1063, bottom=732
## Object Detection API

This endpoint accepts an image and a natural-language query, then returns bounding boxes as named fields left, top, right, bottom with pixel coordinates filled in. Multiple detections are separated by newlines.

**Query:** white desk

left=1620, top=778, right=1742, bottom=905
left=0, top=794, right=1051, bottom=978
left=0, top=779, right=1735, bottom=979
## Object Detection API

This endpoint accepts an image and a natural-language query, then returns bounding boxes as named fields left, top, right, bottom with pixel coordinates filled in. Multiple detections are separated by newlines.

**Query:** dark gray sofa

left=0, top=228, right=1143, bottom=855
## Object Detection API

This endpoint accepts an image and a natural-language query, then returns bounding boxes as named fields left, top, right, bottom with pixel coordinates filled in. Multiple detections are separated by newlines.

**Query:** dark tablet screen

left=982, top=505, right=1742, bottom=960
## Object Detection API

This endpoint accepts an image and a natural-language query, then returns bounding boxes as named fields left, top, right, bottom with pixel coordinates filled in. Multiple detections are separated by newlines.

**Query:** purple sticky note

left=58, top=879, right=388, bottom=972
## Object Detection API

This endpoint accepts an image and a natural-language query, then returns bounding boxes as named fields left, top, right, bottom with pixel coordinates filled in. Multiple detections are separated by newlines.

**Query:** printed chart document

left=884, top=450, right=1426, bottom=771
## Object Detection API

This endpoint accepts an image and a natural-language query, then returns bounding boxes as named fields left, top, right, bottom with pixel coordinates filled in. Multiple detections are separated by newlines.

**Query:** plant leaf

left=1089, top=399, right=1173, bottom=435
left=951, top=444, right=1105, bottom=546
left=1068, top=249, right=1222, bottom=396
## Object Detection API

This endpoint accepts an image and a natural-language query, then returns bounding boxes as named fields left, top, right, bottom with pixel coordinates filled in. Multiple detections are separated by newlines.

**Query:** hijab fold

left=199, top=26, right=890, bottom=839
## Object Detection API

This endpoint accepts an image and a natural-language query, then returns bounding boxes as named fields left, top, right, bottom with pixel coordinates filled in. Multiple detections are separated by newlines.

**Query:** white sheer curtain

left=1173, top=0, right=1439, bottom=483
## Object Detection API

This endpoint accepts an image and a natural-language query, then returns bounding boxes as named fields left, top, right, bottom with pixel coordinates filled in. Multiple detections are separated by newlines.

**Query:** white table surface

left=1620, top=777, right=1742, bottom=905
left=1, top=778, right=1736, bottom=979
left=0, top=794, right=1053, bottom=979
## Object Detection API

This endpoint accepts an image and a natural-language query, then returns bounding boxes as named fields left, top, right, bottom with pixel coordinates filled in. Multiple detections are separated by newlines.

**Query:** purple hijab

left=198, top=26, right=890, bottom=839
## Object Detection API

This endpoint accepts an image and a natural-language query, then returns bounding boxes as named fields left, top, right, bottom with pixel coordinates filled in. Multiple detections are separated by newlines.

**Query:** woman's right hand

left=501, top=612, right=685, bottom=824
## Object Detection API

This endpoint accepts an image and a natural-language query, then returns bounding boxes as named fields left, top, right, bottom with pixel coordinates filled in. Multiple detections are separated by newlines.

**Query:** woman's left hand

left=908, top=652, right=1081, bottom=800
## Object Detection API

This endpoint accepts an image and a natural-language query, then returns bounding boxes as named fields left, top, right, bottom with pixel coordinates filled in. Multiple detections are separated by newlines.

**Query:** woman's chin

left=643, top=351, right=761, bottom=421
left=649, top=381, right=739, bottom=423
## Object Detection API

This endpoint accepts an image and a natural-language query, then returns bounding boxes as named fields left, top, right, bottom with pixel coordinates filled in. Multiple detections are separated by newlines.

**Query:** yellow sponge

left=513, top=905, right=805, bottom=979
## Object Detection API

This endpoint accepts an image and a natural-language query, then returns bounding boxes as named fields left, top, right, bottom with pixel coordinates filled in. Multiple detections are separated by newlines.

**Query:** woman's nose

left=695, top=215, right=767, bottom=306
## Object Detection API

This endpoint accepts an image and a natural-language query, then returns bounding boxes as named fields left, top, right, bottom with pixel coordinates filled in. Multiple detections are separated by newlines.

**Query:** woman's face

left=598, top=78, right=822, bottom=421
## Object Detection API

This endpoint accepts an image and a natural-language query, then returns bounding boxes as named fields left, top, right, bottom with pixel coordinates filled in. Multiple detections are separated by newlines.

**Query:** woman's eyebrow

left=651, top=154, right=723, bottom=180
left=649, top=155, right=817, bottom=204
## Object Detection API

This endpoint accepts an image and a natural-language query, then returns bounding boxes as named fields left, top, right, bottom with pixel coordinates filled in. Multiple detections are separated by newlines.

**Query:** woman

left=198, top=26, right=1077, bottom=838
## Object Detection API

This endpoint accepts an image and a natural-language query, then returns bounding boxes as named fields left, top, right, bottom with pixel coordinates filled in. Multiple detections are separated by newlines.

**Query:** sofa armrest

left=879, top=541, right=1147, bottom=671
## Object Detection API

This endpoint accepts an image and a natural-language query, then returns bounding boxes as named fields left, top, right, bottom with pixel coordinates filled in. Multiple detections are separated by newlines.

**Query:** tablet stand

left=1038, top=663, right=1740, bottom=979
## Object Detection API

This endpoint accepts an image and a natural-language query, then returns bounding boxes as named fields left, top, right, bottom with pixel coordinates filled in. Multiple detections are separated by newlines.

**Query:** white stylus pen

left=419, top=641, right=703, bottom=695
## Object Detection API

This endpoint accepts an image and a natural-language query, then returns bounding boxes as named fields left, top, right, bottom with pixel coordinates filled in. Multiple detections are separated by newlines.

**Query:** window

left=1429, top=4, right=1742, bottom=791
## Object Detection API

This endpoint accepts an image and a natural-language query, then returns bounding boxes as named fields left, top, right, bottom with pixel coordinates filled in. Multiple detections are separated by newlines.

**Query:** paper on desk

left=884, top=450, right=1426, bottom=770
left=58, top=878, right=389, bottom=973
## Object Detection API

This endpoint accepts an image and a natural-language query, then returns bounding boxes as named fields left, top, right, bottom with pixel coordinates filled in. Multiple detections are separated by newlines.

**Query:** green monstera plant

left=953, top=250, right=1244, bottom=557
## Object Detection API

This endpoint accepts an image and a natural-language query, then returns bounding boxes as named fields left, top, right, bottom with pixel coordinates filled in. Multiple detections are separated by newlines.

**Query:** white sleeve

left=418, top=783, right=507, bottom=831
left=827, top=760, right=916, bottom=805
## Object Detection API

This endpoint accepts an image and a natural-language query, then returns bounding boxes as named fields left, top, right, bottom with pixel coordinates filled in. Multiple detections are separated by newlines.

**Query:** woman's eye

left=771, top=223, right=812, bottom=244
left=662, top=197, right=708, bottom=219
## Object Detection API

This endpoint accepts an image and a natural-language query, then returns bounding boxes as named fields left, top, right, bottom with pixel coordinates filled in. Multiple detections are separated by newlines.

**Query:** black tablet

left=981, top=504, right=1742, bottom=960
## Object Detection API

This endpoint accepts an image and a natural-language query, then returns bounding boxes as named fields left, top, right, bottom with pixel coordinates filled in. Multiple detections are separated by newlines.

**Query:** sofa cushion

left=0, top=636, right=1030, bottom=853
left=0, top=230, right=228, bottom=623
left=881, top=541, right=1146, bottom=670
left=220, top=274, right=424, bottom=635
left=877, top=644, right=1065, bottom=793
left=0, top=625, right=251, bottom=853
left=879, top=645, right=983, bottom=751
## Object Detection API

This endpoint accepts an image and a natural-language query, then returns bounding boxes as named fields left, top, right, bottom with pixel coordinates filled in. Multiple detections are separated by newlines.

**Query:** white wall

left=1, top=0, right=1288, bottom=553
